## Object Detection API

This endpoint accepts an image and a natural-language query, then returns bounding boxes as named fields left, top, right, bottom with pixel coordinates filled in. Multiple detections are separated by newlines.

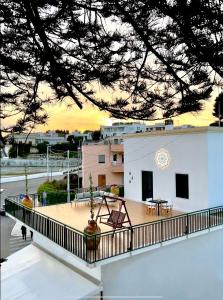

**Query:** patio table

left=148, top=199, right=168, bottom=216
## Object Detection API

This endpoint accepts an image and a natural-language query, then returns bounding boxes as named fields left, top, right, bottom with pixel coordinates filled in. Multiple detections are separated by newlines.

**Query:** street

left=0, top=175, right=62, bottom=260
left=0, top=175, right=63, bottom=207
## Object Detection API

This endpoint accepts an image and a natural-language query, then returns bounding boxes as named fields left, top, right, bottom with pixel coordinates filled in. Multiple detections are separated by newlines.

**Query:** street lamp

left=77, top=140, right=82, bottom=193
left=46, top=145, right=51, bottom=181
left=67, top=150, right=70, bottom=202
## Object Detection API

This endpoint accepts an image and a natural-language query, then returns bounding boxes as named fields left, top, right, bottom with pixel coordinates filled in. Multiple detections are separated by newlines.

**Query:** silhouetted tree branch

left=1, top=0, right=222, bottom=142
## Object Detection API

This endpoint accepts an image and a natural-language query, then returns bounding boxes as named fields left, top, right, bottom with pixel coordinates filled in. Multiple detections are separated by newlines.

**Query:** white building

left=13, top=132, right=67, bottom=146
left=101, top=120, right=194, bottom=139
left=67, top=130, right=92, bottom=141
left=124, top=126, right=223, bottom=212
left=101, top=122, right=147, bottom=138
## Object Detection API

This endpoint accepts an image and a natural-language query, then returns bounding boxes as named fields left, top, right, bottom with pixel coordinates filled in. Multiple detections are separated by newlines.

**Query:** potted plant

left=84, top=173, right=101, bottom=250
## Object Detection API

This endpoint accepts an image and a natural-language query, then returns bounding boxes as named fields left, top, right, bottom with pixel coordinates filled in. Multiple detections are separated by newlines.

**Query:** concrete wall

left=101, top=228, right=223, bottom=300
left=82, top=144, right=123, bottom=188
left=208, top=132, right=223, bottom=207
left=124, top=132, right=208, bottom=211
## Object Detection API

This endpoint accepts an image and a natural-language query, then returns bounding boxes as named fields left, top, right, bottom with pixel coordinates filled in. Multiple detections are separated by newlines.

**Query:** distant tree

left=1, top=1, right=222, bottom=143
left=67, top=135, right=75, bottom=144
left=36, top=141, right=49, bottom=154
left=51, top=143, right=77, bottom=152
left=8, top=143, right=31, bottom=158
left=213, top=92, right=223, bottom=123
left=55, top=129, right=69, bottom=136
left=91, top=130, right=101, bottom=141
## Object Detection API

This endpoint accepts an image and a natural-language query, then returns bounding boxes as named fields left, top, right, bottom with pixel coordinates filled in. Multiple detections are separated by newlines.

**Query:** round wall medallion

left=155, top=148, right=171, bottom=169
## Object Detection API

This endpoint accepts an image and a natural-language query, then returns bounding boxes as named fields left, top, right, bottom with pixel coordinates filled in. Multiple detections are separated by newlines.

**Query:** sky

left=36, top=94, right=217, bottom=133
left=3, top=83, right=219, bottom=134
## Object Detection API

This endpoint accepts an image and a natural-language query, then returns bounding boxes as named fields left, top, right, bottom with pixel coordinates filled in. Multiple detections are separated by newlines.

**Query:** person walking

left=42, top=191, right=47, bottom=206
left=30, top=230, right=33, bottom=240
left=21, top=225, right=27, bottom=240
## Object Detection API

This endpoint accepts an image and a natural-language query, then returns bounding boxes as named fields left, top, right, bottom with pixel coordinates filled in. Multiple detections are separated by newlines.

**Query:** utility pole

left=67, top=150, right=70, bottom=202
left=46, top=145, right=50, bottom=181
left=77, top=140, right=82, bottom=193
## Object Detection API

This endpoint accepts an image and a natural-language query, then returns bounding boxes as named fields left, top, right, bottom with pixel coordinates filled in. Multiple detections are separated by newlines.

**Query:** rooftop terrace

left=5, top=198, right=223, bottom=264
left=33, top=200, right=181, bottom=233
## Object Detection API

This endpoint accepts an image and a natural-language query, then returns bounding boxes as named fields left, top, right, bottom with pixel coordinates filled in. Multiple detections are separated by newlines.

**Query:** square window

left=98, top=154, right=105, bottom=163
left=176, top=174, right=189, bottom=199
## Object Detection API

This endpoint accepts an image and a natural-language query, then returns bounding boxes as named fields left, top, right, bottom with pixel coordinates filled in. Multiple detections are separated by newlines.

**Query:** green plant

left=37, top=181, right=58, bottom=195
left=89, top=173, right=94, bottom=220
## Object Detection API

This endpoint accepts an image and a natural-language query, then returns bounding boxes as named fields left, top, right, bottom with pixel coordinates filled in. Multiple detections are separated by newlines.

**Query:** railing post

left=184, top=214, right=189, bottom=235
left=208, top=208, right=211, bottom=228
left=161, top=219, right=163, bottom=242
left=64, top=225, right=67, bottom=249
left=47, top=217, right=49, bottom=237
left=22, top=207, right=25, bottom=223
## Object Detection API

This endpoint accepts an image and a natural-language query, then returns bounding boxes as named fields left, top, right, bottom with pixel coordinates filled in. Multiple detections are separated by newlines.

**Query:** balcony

left=110, top=162, right=124, bottom=172
left=5, top=198, right=223, bottom=265
left=110, top=144, right=123, bottom=152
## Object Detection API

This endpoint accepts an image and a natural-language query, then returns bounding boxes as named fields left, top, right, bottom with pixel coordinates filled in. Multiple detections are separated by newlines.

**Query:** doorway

left=98, top=174, right=106, bottom=187
left=142, top=171, right=153, bottom=201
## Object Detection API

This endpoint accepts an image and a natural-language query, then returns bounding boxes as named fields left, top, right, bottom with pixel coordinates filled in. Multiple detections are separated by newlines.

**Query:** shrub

left=37, top=180, right=75, bottom=205
left=44, top=191, right=76, bottom=205
left=37, top=181, right=57, bottom=194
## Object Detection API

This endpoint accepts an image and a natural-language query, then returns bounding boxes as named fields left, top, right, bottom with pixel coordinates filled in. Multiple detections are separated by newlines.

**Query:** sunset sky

left=36, top=93, right=217, bottom=133
left=3, top=84, right=219, bottom=134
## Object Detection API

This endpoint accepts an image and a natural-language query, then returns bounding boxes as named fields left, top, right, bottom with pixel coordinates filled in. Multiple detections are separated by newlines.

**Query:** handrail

left=4, top=198, right=223, bottom=264
left=5, top=198, right=85, bottom=236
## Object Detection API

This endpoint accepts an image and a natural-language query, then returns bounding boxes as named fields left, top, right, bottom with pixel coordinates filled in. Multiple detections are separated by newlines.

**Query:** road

left=0, top=175, right=63, bottom=260
left=0, top=175, right=63, bottom=207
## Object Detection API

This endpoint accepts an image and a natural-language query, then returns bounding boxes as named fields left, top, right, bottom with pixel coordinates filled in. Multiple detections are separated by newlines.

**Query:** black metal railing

left=4, top=198, right=223, bottom=264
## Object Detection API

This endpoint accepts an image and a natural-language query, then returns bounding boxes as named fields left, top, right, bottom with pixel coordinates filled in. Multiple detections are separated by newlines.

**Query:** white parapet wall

left=101, top=227, right=223, bottom=300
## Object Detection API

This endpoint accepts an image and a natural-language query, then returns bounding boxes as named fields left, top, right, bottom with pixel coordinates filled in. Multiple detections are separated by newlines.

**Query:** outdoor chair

left=145, top=198, right=156, bottom=215
left=161, top=200, right=173, bottom=215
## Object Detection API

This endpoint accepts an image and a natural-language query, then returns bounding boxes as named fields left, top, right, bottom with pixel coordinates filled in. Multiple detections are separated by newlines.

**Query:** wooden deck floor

left=34, top=199, right=183, bottom=233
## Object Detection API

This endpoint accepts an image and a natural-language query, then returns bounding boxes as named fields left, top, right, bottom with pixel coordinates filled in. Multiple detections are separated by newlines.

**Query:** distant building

left=101, top=122, right=147, bottom=138
left=67, top=130, right=92, bottom=141
left=12, top=131, right=66, bottom=146
left=82, top=137, right=124, bottom=188
left=101, top=120, right=193, bottom=138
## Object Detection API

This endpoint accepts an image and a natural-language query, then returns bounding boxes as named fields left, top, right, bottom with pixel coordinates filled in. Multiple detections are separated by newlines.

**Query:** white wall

left=124, top=132, right=209, bottom=211
left=208, top=132, right=223, bottom=207
left=101, top=228, right=223, bottom=300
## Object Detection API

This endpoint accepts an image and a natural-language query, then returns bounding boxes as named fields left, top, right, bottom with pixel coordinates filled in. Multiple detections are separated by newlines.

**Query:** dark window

left=122, top=154, right=124, bottom=163
left=98, top=154, right=105, bottom=163
left=176, top=174, right=189, bottom=199
left=113, top=154, right=117, bottom=162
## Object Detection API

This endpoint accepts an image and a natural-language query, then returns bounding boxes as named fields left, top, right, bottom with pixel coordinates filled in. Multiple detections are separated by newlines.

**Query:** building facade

left=67, top=130, right=92, bottom=141
left=101, top=122, right=147, bottom=139
left=82, top=138, right=124, bottom=188
left=13, top=131, right=67, bottom=146
left=124, top=127, right=223, bottom=212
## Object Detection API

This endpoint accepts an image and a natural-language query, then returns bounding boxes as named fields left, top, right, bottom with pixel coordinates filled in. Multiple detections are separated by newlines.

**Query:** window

left=122, top=154, right=124, bottom=163
left=113, top=154, right=117, bottom=162
left=98, top=155, right=105, bottom=163
left=176, top=174, right=189, bottom=199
